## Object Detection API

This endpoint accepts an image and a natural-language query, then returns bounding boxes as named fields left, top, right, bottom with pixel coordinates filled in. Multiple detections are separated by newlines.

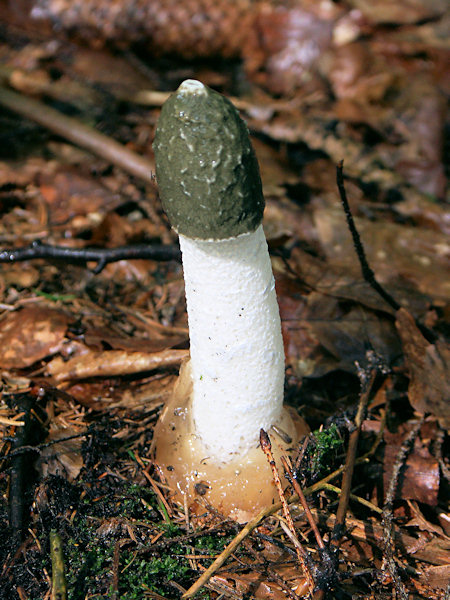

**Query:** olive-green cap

left=153, top=80, right=264, bottom=240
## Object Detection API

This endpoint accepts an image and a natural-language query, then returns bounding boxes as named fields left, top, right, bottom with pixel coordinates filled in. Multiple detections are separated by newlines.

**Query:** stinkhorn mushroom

left=153, top=79, right=307, bottom=521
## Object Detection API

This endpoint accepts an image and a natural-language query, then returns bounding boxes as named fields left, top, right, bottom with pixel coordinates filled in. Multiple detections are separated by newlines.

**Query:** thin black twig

left=336, top=162, right=401, bottom=312
left=254, top=532, right=297, bottom=558
left=382, top=416, right=425, bottom=600
left=0, top=240, right=181, bottom=273
left=1, top=432, right=89, bottom=462
left=138, top=522, right=239, bottom=554
left=336, top=162, right=437, bottom=344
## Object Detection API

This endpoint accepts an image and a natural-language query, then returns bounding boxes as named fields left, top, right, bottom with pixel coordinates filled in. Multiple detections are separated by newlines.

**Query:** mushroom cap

left=153, top=79, right=264, bottom=240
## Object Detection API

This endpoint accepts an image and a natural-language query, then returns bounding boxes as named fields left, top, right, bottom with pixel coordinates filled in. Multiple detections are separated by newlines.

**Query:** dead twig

left=50, top=530, right=67, bottom=600
left=181, top=508, right=268, bottom=599
left=281, top=455, right=325, bottom=551
left=46, top=349, right=188, bottom=382
left=332, top=363, right=378, bottom=541
left=138, top=522, right=238, bottom=555
left=0, top=84, right=155, bottom=184
left=112, top=540, right=121, bottom=600
left=1, top=431, right=89, bottom=463
left=321, top=483, right=382, bottom=514
left=8, top=395, right=44, bottom=546
left=336, top=161, right=400, bottom=313
left=260, top=429, right=315, bottom=597
left=0, top=241, right=181, bottom=273
left=337, top=162, right=435, bottom=342
left=381, top=416, right=425, bottom=600
left=281, top=457, right=342, bottom=598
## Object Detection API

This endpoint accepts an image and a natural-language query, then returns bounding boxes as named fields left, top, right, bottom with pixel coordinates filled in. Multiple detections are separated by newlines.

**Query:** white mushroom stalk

left=179, top=227, right=284, bottom=458
left=152, top=79, right=307, bottom=520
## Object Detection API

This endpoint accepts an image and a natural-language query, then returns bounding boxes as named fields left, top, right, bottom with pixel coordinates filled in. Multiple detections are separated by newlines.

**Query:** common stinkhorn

left=153, top=80, right=307, bottom=521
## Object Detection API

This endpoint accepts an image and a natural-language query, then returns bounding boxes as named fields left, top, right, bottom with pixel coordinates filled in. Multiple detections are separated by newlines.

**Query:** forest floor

left=0, top=2, right=448, bottom=599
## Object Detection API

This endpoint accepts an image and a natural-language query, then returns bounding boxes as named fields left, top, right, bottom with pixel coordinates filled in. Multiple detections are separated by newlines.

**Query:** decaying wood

left=50, top=530, right=67, bottom=600
left=8, top=395, right=36, bottom=546
left=46, top=349, right=188, bottom=382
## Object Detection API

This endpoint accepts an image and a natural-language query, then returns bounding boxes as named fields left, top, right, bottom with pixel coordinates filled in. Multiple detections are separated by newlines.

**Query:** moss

left=57, top=479, right=234, bottom=598
left=0, top=440, right=235, bottom=599
left=310, top=424, right=343, bottom=479
left=119, top=550, right=191, bottom=598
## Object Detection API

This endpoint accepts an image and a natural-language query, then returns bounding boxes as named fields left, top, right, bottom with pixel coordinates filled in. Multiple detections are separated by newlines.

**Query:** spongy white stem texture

left=179, top=224, right=284, bottom=461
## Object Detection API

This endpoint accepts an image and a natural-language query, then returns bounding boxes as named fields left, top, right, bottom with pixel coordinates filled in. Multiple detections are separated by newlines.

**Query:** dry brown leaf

left=245, top=3, right=335, bottom=94
left=405, top=500, right=450, bottom=539
left=396, top=308, right=450, bottom=429
left=383, top=420, right=440, bottom=505
left=313, top=205, right=450, bottom=304
left=309, top=301, right=401, bottom=372
left=214, top=570, right=309, bottom=600
left=46, top=348, right=188, bottom=382
left=392, top=77, right=447, bottom=198
left=65, top=372, right=177, bottom=411
left=1, top=263, right=40, bottom=288
left=83, top=326, right=187, bottom=353
left=277, top=269, right=402, bottom=378
left=348, top=0, right=448, bottom=24
left=36, top=423, right=84, bottom=481
left=0, top=305, right=69, bottom=368
left=328, top=41, right=395, bottom=103
left=419, top=564, right=450, bottom=591
left=394, top=193, right=450, bottom=236
left=69, top=46, right=160, bottom=101
left=383, top=440, right=439, bottom=506
left=38, top=167, right=122, bottom=226
left=318, top=512, right=450, bottom=566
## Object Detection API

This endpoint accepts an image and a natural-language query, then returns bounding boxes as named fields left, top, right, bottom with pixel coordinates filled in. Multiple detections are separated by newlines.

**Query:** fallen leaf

left=0, top=305, right=69, bottom=368
left=1, top=263, right=40, bottom=288
left=244, top=4, right=335, bottom=94
left=384, top=421, right=440, bottom=506
left=348, top=0, right=447, bottom=24
left=313, top=205, right=450, bottom=304
left=420, top=564, right=450, bottom=591
left=38, top=167, right=121, bottom=226
left=319, top=512, right=450, bottom=566
left=396, top=308, right=450, bottom=429
left=405, top=500, right=450, bottom=539
left=328, top=41, right=395, bottom=103
left=83, top=326, right=187, bottom=353
left=36, top=423, right=84, bottom=481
